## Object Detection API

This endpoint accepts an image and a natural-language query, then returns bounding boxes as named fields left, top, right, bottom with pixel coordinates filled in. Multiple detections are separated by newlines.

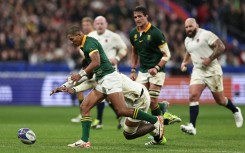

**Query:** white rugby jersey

left=89, top=29, right=127, bottom=60
left=73, top=73, right=149, bottom=106
left=120, top=73, right=148, bottom=105
left=184, top=28, right=223, bottom=77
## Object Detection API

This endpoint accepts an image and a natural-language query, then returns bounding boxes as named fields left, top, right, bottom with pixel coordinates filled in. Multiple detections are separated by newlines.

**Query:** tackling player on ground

left=50, top=25, right=164, bottom=148
left=59, top=73, right=168, bottom=145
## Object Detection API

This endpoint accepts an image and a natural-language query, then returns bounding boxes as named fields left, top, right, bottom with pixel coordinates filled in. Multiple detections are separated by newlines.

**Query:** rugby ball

left=17, top=128, right=36, bottom=145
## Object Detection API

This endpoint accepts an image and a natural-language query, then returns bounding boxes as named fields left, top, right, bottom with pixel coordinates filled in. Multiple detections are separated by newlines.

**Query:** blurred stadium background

left=0, top=0, right=245, bottom=106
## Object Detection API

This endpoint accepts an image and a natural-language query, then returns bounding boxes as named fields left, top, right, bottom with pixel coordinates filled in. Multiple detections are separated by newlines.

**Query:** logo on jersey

left=147, top=35, right=151, bottom=41
left=196, top=38, right=199, bottom=42
left=89, top=48, right=94, bottom=51
left=134, top=34, right=137, bottom=41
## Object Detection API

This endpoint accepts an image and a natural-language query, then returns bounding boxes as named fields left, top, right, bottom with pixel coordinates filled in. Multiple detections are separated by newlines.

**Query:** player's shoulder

left=199, top=28, right=217, bottom=40
left=105, top=29, right=121, bottom=38
left=150, top=24, right=160, bottom=31
left=87, top=31, right=97, bottom=37
left=184, top=36, right=191, bottom=44
left=149, top=25, right=165, bottom=38
left=199, top=28, right=214, bottom=36
left=86, top=35, right=97, bottom=41
left=84, top=36, right=100, bottom=48
left=148, top=24, right=161, bottom=33
left=105, top=29, right=115, bottom=34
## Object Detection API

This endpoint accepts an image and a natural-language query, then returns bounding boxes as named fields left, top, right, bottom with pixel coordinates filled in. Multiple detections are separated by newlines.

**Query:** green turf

left=0, top=105, right=244, bottom=153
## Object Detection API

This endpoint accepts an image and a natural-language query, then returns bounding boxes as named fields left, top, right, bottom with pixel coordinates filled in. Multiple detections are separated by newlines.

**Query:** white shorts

left=190, top=75, right=224, bottom=92
left=126, top=87, right=150, bottom=123
left=136, top=71, right=165, bottom=86
left=95, top=71, right=122, bottom=94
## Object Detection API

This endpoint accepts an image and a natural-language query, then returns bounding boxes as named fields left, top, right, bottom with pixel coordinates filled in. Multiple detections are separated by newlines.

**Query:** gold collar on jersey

left=80, top=35, right=87, bottom=48
left=137, top=22, right=151, bottom=32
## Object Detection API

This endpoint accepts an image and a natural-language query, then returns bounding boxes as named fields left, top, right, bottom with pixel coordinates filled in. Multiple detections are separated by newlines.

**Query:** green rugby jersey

left=80, top=35, right=115, bottom=80
left=129, top=23, right=167, bottom=73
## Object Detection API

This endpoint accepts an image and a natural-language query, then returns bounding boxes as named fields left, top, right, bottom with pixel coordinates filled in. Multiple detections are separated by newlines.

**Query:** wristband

left=161, top=56, right=170, bottom=61
left=154, top=65, right=161, bottom=72
left=72, top=87, right=76, bottom=93
left=131, top=68, right=136, bottom=73
left=115, top=56, right=121, bottom=62
left=79, top=69, right=87, bottom=77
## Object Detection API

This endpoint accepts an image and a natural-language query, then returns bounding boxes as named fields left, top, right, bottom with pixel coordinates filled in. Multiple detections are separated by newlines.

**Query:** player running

left=60, top=73, right=169, bottom=145
left=180, top=18, right=243, bottom=135
left=50, top=25, right=164, bottom=148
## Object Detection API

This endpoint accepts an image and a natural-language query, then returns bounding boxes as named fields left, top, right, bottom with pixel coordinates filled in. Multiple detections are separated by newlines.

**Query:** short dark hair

left=134, top=6, right=148, bottom=16
left=81, top=17, right=93, bottom=24
left=67, top=25, right=81, bottom=36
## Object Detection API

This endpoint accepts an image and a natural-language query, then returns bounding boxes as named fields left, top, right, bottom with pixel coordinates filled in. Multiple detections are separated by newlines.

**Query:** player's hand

left=201, top=57, right=211, bottom=67
left=70, top=73, right=81, bottom=83
left=110, top=58, right=118, bottom=65
left=130, top=72, right=137, bottom=81
left=50, top=87, right=66, bottom=96
left=180, top=63, right=187, bottom=72
left=148, top=68, right=157, bottom=76
left=63, top=87, right=75, bottom=94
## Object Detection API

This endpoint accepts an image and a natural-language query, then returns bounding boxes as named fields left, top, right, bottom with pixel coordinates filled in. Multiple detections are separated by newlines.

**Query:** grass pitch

left=0, top=105, right=244, bottom=153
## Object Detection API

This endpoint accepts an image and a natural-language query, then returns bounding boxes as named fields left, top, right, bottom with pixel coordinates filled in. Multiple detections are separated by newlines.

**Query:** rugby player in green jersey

left=129, top=6, right=180, bottom=145
left=50, top=25, right=164, bottom=148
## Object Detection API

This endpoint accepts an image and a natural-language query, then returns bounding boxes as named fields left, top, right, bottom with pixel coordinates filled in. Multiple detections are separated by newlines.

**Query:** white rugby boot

left=67, top=140, right=91, bottom=148
left=180, top=123, right=196, bottom=135
left=234, top=107, right=243, bottom=128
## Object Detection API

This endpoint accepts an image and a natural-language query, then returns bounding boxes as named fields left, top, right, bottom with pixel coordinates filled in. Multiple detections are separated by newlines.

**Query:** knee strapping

left=123, top=131, right=136, bottom=140
left=149, top=90, right=160, bottom=98
left=123, top=124, right=138, bottom=134
left=189, top=101, right=199, bottom=106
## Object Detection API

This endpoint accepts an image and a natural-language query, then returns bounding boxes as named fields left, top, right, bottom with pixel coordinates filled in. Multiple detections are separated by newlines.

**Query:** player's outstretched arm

left=50, top=86, right=67, bottom=96
left=64, top=87, right=76, bottom=94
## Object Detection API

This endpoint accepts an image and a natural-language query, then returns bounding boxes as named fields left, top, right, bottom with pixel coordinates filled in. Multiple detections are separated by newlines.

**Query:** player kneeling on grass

left=54, top=73, right=167, bottom=145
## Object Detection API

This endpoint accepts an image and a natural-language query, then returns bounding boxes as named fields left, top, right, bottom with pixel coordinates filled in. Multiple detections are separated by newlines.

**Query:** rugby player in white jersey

left=180, top=18, right=243, bottom=135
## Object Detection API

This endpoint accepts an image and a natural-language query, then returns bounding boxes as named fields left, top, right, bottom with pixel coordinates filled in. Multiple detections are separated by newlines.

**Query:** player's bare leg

left=68, top=90, right=105, bottom=148
left=107, top=92, right=164, bottom=140
left=180, top=84, right=205, bottom=135
left=123, top=119, right=155, bottom=140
